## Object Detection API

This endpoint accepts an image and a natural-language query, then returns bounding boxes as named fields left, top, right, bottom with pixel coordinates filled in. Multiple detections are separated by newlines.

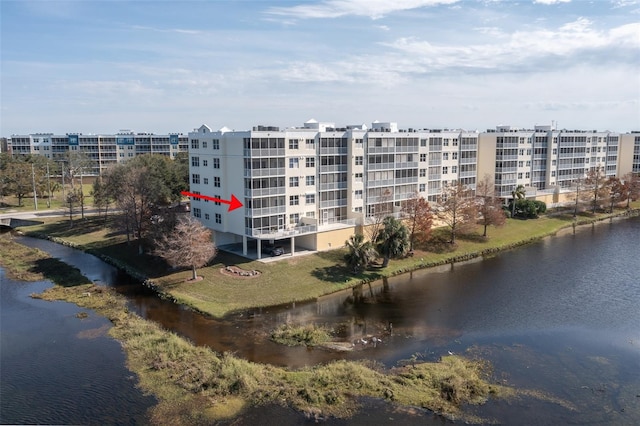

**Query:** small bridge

left=0, top=218, right=44, bottom=229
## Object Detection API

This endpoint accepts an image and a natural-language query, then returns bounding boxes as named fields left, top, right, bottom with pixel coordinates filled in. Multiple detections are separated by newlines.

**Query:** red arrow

left=181, top=191, right=243, bottom=212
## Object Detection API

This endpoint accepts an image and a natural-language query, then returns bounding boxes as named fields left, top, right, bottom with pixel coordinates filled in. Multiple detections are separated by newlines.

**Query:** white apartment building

left=8, top=131, right=189, bottom=175
left=188, top=120, right=479, bottom=258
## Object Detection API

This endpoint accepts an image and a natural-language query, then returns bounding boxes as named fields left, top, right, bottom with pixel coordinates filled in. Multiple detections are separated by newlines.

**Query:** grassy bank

left=18, top=204, right=640, bottom=319
left=31, top=282, right=572, bottom=424
left=0, top=233, right=91, bottom=286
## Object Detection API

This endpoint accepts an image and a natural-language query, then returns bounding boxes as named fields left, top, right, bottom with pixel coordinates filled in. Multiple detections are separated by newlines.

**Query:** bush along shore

left=3, top=223, right=592, bottom=423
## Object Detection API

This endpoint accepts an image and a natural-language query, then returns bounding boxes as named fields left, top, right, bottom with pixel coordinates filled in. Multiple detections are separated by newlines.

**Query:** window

left=305, top=157, right=315, bottom=167
left=420, top=153, right=427, bottom=162
left=306, top=175, right=315, bottom=185
left=420, top=139, right=427, bottom=147
left=553, top=148, right=557, bottom=155
left=289, top=139, right=299, bottom=149
left=290, top=213, right=300, bottom=224
left=289, top=177, right=299, bottom=187
left=203, top=178, right=209, bottom=185
left=191, top=140, right=199, bottom=149
left=193, top=208, right=201, bottom=218
left=525, top=172, right=530, bottom=178
left=452, top=166, right=457, bottom=174
left=355, top=172, right=363, bottom=182
left=452, top=152, right=458, bottom=160
left=289, top=195, right=299, bottom=206
left=518, top=161, right=523, bottom=167
left=202, top=141, right=208, bottom=149
left=452, top=139, right=458, bottom=146
left=355, top=138, right=363, bottom=145
left=289, top=158, right=299, bottom=168
left=305, top=139, right=315, bottom=148
left=443, top=139, right=449, bottom=147
left=442, top=167, right=448, bottom=174
left=215, top=213, right=222, bottom=224
left=214, top=195, right=221, bottom=206
left=443, top=153, right=449, bottom=160
left=419, top=168, right=426, bottom=177
left=191, top=156, right=200, bottom=167
left=305, top=194, right=315, bottom=204
left=213, top=158, right=220, bottom=169
left=419, top=183, right=426, bottom=192
left=192, top=174, right=200, bottom=184
left=354, top=206, right=363, bottom=213
left=203, top=160, right=208, bottom=167
left=214, top=177, right=220, bottom=187
left=212, top=139, right=220, bottom=150
left=205, top=213, right=210, bottom=220
left=355, top=156, right=363, bottom=166
left=355, top=190, right=363, bottom=199
left=519, top=149, right=524, bottom=155
left=518, top=172, right=523, bottom=179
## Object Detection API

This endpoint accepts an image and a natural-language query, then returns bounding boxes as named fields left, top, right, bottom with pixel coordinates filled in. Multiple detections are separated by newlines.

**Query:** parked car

left=263, top=244, right=284, bottom=256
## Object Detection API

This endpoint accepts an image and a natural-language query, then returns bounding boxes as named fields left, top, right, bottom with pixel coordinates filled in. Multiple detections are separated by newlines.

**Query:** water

left=3, top=217, right=640, bottom=424
left=0, top=270, right=155, bottom=424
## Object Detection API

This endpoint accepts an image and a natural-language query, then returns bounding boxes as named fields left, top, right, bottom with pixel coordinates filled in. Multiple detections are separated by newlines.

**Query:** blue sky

left=1, top=0, right=639, bottom=136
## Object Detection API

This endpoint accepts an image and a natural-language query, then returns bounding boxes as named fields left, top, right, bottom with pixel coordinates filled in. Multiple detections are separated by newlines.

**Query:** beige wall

left=315, top=227, right=357, bottom=251
left=619, top=134, right=636, bottom=176
left=477, top=133, right=497, bottom=185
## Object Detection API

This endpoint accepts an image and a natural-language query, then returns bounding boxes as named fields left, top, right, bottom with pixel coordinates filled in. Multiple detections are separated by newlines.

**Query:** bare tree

left=65, top=189, right=80, bottom=228
left=153, top=216, right=217, bottom=281
left=476, top=174, right=506, bottom=237
left=66, top=151, right=94, bottom=219
left=623, top=172, right=640, bottom=209
left=435, top=181, right=478, bottom=244
left=400, top=191, right=433, bottom=250
left=365, top=188, right=393, bottom=243
left=584, top=167, right=608, bottom=214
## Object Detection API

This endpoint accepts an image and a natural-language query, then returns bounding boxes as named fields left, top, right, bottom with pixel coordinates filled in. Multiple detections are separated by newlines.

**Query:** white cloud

left=266, top=0, right=459, bottom=20
left=533, top=0, right=571, bottom=4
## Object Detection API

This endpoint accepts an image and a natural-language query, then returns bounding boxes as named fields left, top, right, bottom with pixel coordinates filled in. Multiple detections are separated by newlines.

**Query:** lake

left=2, top=216, right=639, bottom=424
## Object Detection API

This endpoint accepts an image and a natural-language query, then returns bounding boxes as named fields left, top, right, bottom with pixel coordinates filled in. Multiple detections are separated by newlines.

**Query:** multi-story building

left=619, top=132, right=640, bottom=176
left=478, top=124, right=623, bottom=200
left=7, top=131, right=189, bottom=175
left=188, top=120, right=479, bottom=258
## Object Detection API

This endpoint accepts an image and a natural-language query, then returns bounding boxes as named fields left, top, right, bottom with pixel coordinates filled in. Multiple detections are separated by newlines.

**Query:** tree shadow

left=419, top=235, right=456, bottom=254
left=457, top=233, right=487, bottom=243
left=311, top=264, right=351, bottom=283
left=29, top=258, right=92, bottom=287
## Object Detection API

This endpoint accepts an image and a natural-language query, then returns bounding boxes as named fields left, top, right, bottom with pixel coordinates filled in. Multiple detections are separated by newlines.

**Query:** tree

left=509, top=184, right=526, bottom=218
left=475, top=174, right=506, bottom=237
left=569, top=177, right=589, bottom=217
left=623, top=172, right=640, bottom=209
left=584, top=167, right=608, bottom=214
left=401, top=192, right=433, bottom=250
left=365, top=188, right=393, bottom=243
left=91, top=177, right=113, bottom=222
left=66, top=151, right=94, bottom=219
left=344, top=233, right=376, bottom=274
left=153, top=216, right=217, bottom=281
left=65, top=189, right=80, bottom=228
left=435, top=181, right=478, bottom=244
left=605, top=177, right=624, bottom=213
left=4, top=161, right=34, bottom=206
left=376, top=216, right=410, bottom=267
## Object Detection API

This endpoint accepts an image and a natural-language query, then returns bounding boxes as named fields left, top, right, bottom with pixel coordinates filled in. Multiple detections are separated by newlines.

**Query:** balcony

left=394, top=161, right=418, bottom=169
left=244, top=167, right=285, bottom=177
left=319, top=164, right=348, bottom=173
left=495, top=154, right=518, bottom=161
left=246, top=224, right=318, bottom=238
left=244, top=187, right=286, bottom=197
left=459, top=157, right=476, bottom=165
left=319, top=199, right=348, bottom=208
left=367, top=179, right=394, bottom=187
left=319, top=181, right=348, bottom=191
left=243, top=148, right=285, bottom=157
left=245, top=205, right=286, bottom=217
left=395, top=176, right=419, bottom=185
left=319, top=147, right=348, bottom=155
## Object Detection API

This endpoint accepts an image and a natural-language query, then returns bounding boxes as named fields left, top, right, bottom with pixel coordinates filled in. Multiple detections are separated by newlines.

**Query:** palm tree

left=376, top=216, right=410, bottom=267
left=344, top=233, right=375, bottom=274
left=511, top=184, right=525, bottom=217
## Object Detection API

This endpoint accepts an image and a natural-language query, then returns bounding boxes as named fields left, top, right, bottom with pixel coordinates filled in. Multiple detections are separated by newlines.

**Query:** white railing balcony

left=244, top=167, right=286, bottom=177
left=319, top=199, right=348, bottom=208
left=460, top=157, right=476, bottom=164
left=319, top=147, right=348, bottom=155
left=319, top=164, right=348, bottom=173
left=319, top=181, right=348, bottom=191
left=246, top=224, right=318, bottom=238
left=245, top=205, right=286, bottom=217
left=244, top=187, right=286, bottom=197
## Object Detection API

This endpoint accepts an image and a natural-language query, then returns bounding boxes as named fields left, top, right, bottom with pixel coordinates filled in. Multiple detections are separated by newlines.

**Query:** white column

left=290, top=237, right=295, bottom=256
left=242, top=235, right=247, bottom=255
left=257, top=241, right=262, bottom=259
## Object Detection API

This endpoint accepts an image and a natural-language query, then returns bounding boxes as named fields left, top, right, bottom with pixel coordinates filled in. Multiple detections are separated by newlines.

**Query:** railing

left=244, top=187, right=286, bottom=197
left=319, top=147, right=348, bottom=155
left=366, top=146, right=395, bottom=153
left=319, top=164, right=348, bottom=173
left=319, top=199, right=348, bottom=208
left=495, top=154, right=518, bottom=160
left=395, top=176, right=419, bottom=184
left=367, top=179, right=394, bottom=187
left=367, top=163, right=395, bottom=170
left=459, top=157, right=476, bottom=165
left=428, top=160, right=442, bottom=166
left=319, top=181, right=348, bottom=191
left=459, top=171, right=475, bottom=178
left=245, top=205, right=286, bottom=217
left=319, top=217, right=358, bottom=228
left=246, top=224, right=318, bottom=238
left=243, top=148, right=285, bottom=157
left=394, top=161, right=418, bottom=169
left=244, top=167, right=286, bottom=177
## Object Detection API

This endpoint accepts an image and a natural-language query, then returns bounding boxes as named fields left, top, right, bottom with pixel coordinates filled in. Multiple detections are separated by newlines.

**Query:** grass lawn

left=18, top=203, right=639, bottom=318
left=0, top=183, right=94, bottom=212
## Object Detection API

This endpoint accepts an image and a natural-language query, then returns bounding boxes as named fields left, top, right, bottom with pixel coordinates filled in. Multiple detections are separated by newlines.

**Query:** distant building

left=7, top=131, right=188, bottom=175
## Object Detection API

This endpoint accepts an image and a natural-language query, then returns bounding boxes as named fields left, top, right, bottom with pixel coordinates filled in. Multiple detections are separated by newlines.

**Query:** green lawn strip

left=0, top=183, right=94, bottom=212
left=18, top=205, right=640, bottom=319
left=31, top=283, right=571, bottom=424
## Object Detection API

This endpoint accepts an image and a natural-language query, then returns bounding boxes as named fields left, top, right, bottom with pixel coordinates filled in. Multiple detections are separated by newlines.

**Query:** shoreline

left=16, top=207, right=639, bottom=319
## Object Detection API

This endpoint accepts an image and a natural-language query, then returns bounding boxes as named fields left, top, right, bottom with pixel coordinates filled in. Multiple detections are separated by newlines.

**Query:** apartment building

left=7, top=131, right=189, bottom=175
left=188, top=120, right=480, bottom=258
left=478, top=125, right=623, bottom=200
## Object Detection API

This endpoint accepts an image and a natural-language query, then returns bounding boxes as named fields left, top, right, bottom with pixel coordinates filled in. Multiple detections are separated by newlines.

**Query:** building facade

left=7, top=131, right=189, bottom=175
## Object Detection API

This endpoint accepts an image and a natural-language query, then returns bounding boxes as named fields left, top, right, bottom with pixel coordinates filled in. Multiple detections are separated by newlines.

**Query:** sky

left=1, top=0, right=639, bottom=136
